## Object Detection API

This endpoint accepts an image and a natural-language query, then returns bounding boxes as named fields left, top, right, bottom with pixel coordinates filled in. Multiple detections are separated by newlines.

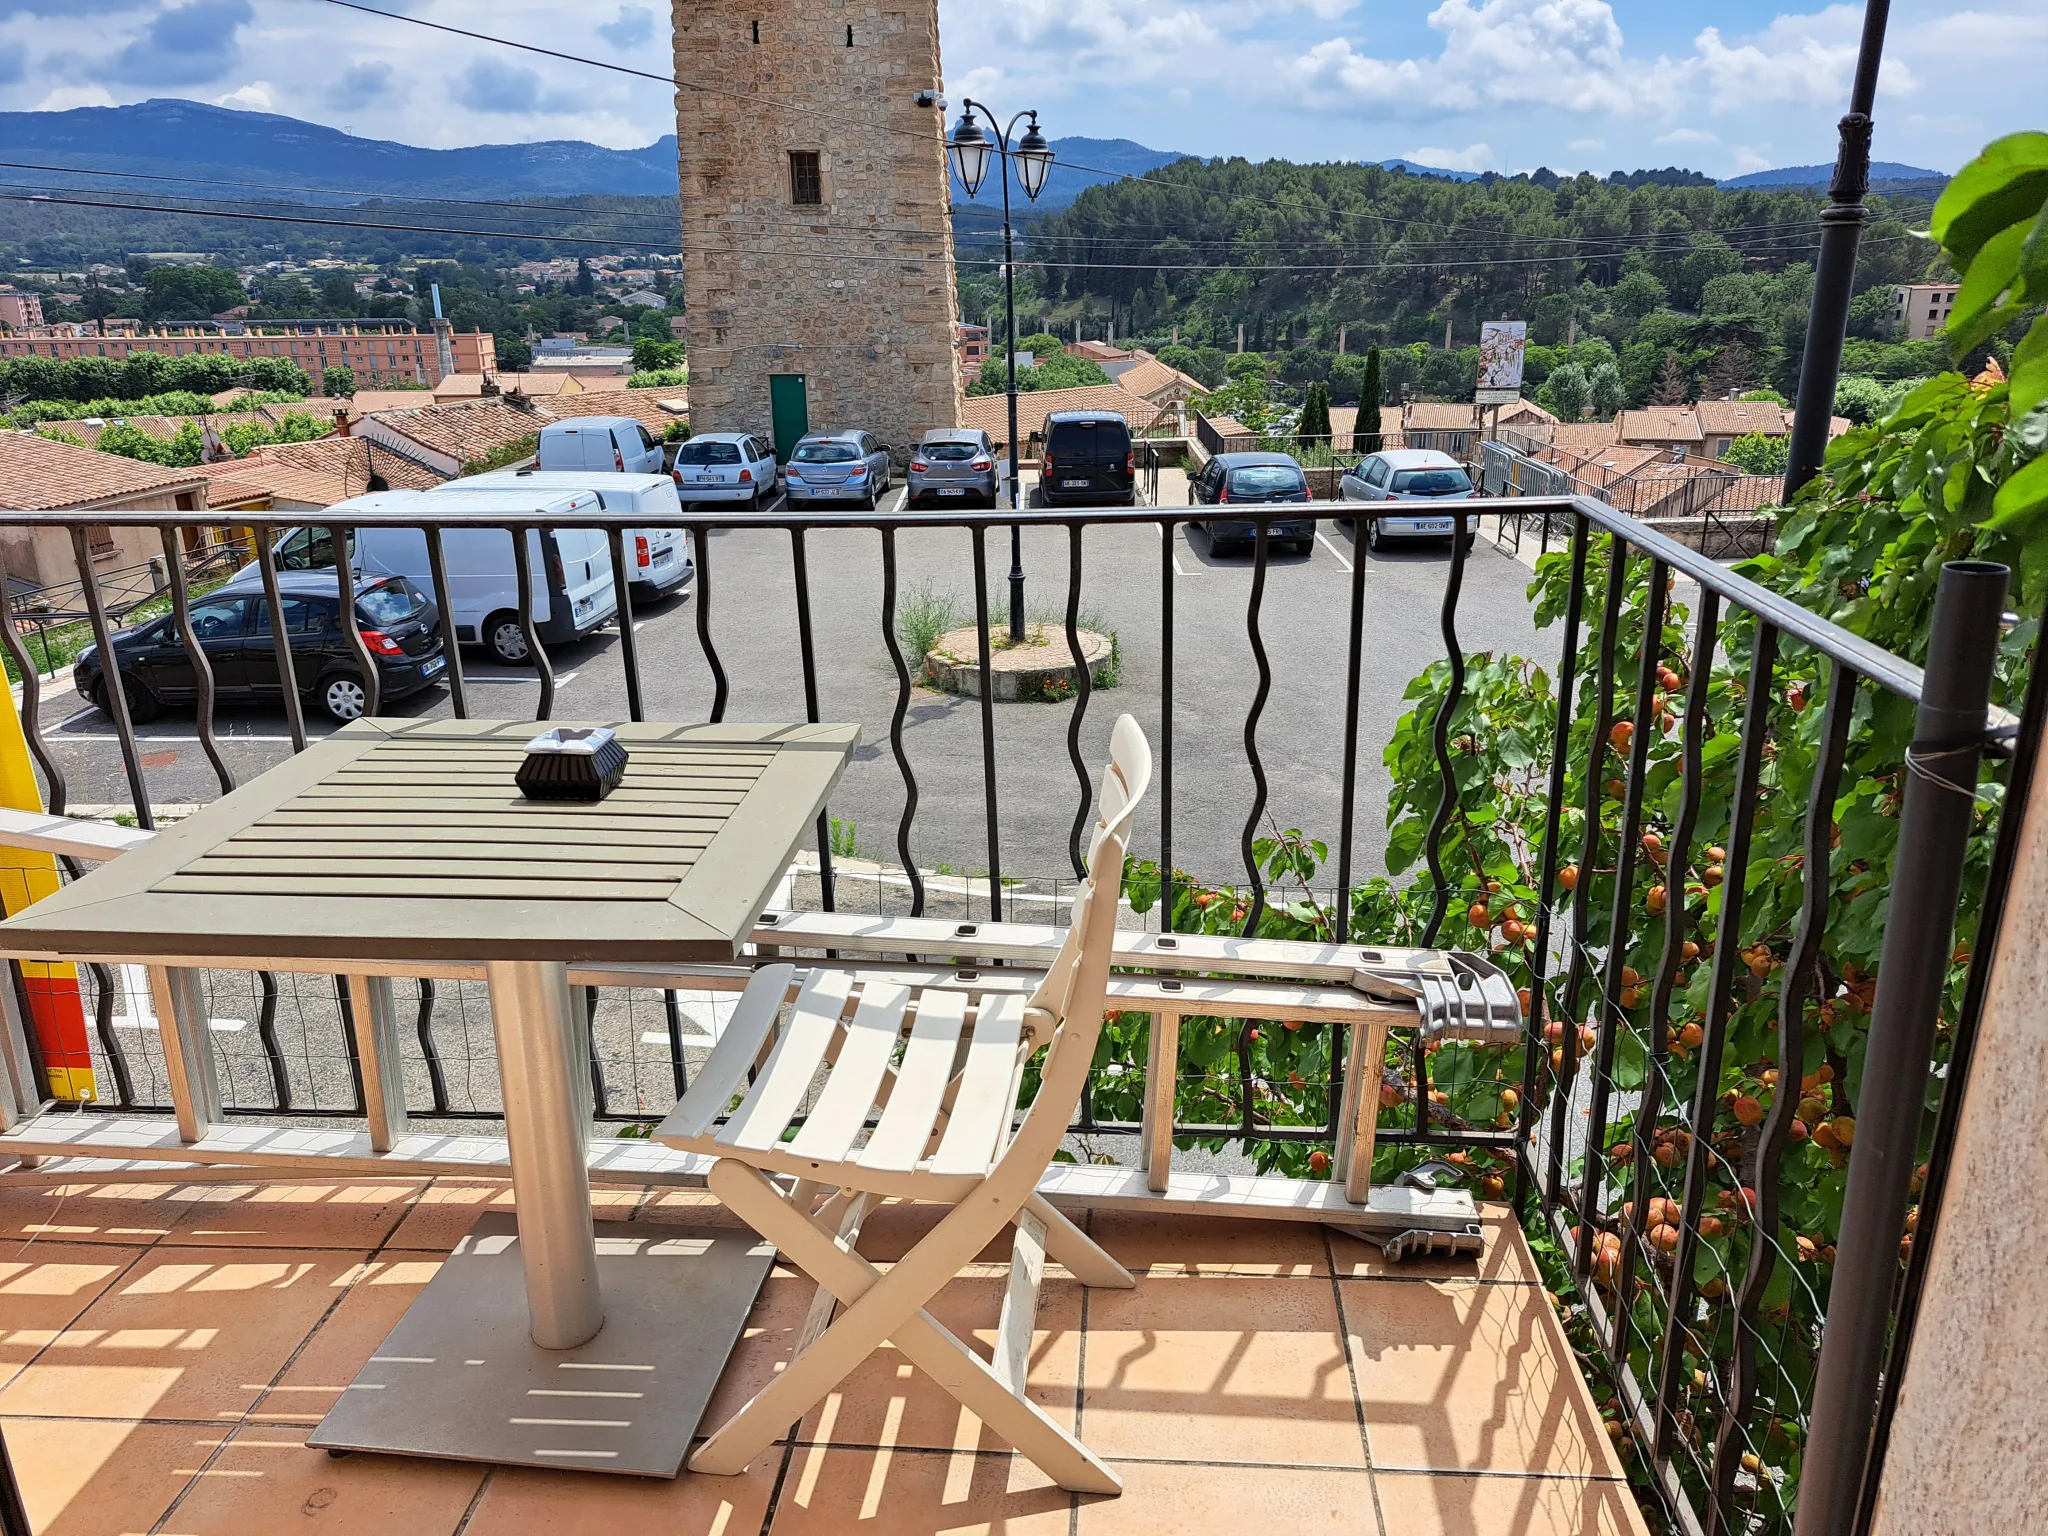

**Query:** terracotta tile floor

left=0, top=1176, right=1648, bottom=1536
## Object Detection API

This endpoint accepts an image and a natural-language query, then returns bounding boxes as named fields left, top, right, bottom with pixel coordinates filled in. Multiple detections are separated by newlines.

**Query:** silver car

left=1338, top=448, right=1477, bottom=551
left=670, top=432, right=778, bottom=509
left=908, top=428, right=1004, bottom=508
left=783, top=429, right=893, bottom=509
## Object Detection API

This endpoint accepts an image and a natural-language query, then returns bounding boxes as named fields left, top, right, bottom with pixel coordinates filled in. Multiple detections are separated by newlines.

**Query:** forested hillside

left=998, top=160, right=1953, bottom=407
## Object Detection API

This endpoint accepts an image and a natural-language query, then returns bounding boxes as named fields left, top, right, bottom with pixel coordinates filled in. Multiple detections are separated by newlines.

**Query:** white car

left=671, top=432, right=779, bottom=509
left=1338, top=448, right=1477, bottom=551
left=537, top=415, right=665, bottom=476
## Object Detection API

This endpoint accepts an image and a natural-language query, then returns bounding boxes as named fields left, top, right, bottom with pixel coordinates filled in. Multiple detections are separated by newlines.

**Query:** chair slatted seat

left=657, top=715, right=1154, bottom=1494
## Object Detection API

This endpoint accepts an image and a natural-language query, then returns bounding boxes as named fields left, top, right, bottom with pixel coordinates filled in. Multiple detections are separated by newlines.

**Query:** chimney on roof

left=334, top=406, right=352, bottom=438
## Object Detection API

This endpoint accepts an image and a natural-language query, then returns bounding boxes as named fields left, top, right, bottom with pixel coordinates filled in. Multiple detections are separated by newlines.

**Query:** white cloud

left=1567, top=137, right=1606, bottom=152
left=31, top=84, right=116, bottom=111
left=215, top=80, right=273, bottom=112
left=1406, top=142, right=1494, bottom=172
left=1656, top=127, right=1717, bottom=146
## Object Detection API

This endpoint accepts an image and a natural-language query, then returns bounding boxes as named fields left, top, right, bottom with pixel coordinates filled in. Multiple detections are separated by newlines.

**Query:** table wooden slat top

left=0, top=719, right=858, bottom=964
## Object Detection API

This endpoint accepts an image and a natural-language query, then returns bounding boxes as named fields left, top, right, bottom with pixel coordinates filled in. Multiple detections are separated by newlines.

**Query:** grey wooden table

left=0, top=717, right=858, bottom=1474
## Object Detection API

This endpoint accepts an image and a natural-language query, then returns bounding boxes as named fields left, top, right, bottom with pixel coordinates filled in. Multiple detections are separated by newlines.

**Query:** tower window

left=752, top=20, right=759, bottom=43
left=789, top=151, right=822, bottom=206
left=846, top=24, right=854, bottom=46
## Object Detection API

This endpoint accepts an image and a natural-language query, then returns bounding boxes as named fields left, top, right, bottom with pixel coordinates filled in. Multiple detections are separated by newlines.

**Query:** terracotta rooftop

left=1115, top=356, right=1207, bottom=401
left=1496, top=397, right=1560, bottom=427
left=1543, top=422, right=1623, bottom=459
left=1403, top=403, right=1480, bottom=431
left=0, top=430, right=208, bottom=509
left=961, top=383, right=1162, bottom=447
left=1615, top=408, right=1704, bottom=445
left=347, top=389, right=442, bottom=416
left=1695, top=400, right=1790, bottom=438
left=0, top=1174, right=1647, bottom=1536
left=1327, top=405, right=1406, bottom=445
left=373, top=398, right=544, bottom=464
left=497, top=371, right=582, bottom=397
left=195, top=436, right=444, bottom=508
left=539, top=387, right=690, bottom=434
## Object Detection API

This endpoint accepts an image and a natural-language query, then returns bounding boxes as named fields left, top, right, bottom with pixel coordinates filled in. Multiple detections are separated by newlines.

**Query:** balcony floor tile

left=0, top=1177, right=1650, bottom=1536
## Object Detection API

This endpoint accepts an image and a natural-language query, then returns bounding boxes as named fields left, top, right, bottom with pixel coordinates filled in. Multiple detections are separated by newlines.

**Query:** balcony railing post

left=1795, top=559, right=2008, bottom=1536
left=147, top=965, right=220, bottom=1144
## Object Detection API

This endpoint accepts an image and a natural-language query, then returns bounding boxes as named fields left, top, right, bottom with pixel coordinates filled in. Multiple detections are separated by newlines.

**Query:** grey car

left=783, top=429, right=893, bottom=509
left=907, top=428, right=1004, bottom=508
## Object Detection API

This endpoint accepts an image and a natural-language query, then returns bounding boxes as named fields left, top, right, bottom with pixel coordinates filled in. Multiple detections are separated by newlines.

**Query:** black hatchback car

left=1188, top=451, right=1315, bottom=554
left=1039, top=410, right=1135, bottom=505
left=76, top=571, right=446, bottom=725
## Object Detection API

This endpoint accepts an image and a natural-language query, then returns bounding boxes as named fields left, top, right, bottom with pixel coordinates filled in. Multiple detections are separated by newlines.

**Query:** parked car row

left=1185, top=444, right=1477, bottom=556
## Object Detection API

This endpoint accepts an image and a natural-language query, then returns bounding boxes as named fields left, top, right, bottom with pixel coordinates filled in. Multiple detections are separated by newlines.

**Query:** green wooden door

left=768, top=375, right=809, bottom=463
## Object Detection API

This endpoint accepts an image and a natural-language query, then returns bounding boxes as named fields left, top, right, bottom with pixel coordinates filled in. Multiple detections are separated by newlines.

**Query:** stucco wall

left=1869, top=714, right=2048, bottom=1531
left=671, top=0, right=962, bottom=458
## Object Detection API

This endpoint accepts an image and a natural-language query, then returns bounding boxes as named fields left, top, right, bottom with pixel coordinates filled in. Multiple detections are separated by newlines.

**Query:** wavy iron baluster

left=1611, top=589, right=1715, bottom=1394
left=503, top=526, right=550, bottom=721
left=694, top=523, right=728, bottom=723
left=1064, top=524, right=1095, bottom=878
left=68, top=526, right=154, bottom=828
left=877, top=529, right=925, bottom=916
left=159, top=527, right=233, bottom=795
left=253, top=523, right=309, bottom=751
left=1516, top=514, right=1589, bottom=1202
left=1418, top=513, right=1471, bottom=944
left=423, top=526, right=469, bottom=721
left=970, top=526, right=1002, bottom=921
left=1574, top=557, right=1668, bottom=1280
left=255, top=969, right=291, bottom=1112
left=415, top=978, right=449, bottom=1115
left=1546, top=534, right=1627, bottom=1206
left=1707, top=660, right=1858, bottom=1527
left=1656, top=619, right=1776, bottom=1461
left=1239, top=519, right=1272, bottom=935
left=790, top=527, right=835, bottom=910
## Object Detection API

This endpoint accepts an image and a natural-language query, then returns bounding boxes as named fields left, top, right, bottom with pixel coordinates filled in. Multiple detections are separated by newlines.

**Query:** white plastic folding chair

left=655, top=714, right=1152, bottom=1494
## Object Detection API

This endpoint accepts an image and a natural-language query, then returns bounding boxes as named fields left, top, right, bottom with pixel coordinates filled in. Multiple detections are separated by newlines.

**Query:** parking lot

left=31, top=471, right=1553, bottom=897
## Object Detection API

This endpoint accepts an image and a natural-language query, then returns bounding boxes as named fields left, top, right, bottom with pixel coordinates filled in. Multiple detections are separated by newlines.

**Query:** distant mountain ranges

left=0, top=98, right=1949, bottom=217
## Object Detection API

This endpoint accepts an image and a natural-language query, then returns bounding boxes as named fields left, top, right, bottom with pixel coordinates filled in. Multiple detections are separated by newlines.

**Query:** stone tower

left=671, top=2, right=963, bottom=459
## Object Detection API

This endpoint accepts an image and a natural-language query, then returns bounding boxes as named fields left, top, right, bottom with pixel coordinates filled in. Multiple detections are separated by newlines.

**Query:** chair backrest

left=1003, top=715, right=1150, bottom=1172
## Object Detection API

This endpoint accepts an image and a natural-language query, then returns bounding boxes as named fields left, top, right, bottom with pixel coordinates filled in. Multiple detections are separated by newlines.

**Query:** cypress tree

left=1297, top=380, right=1331, bottom=448
left=1354, top=347, right=1384, bottom=454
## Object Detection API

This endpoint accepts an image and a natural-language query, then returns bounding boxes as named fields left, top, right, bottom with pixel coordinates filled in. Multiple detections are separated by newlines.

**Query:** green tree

left=141, top=265, right=247, bottom=320
left=573, top=258, right=596, bottom=297
left=967, top=353, right=1110, bottom=396
left=1541, top=362, right=1591, bottom=423
left=1722, top=430, right=1790, bottom=474
left=322, top=366, right=357, bottom=398
left=1835, top=373, right=1891, bottom=424
left=1297, top=380, right=1331, bottom=446
left=1608, top=267, right=1669, bottom=322
left=1587, top=359, right=1627, bottom=418
left=1014, top=332, right=1067, bottom=361
left=1352, top=347, right=1384, bottom=453
left=1280, top=348, right=1334, bottom=386
left=1226, top=351, right=1272, bottom=382
left=632, top=337, right=684, bottom=372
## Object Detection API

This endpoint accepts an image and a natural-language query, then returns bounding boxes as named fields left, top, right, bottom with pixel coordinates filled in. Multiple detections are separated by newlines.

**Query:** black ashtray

left=516, top=727, right=629, bottom=801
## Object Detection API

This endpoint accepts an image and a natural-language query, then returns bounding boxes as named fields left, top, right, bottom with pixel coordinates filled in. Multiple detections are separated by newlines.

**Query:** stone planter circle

left=923, top=624, right=1113, bottom=701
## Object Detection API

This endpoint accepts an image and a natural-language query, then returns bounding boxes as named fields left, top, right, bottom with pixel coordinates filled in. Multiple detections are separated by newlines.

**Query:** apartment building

left=0, top=321, right=494, bottom=380
left=0, top=293, right=45, bottom=330
left=1894, top=283, right=1959, bottom=341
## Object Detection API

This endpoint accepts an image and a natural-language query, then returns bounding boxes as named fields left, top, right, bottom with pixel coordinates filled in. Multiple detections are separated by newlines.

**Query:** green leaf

left=1931, top=132, right=2048, bottom=268
left=1987, top=452, right=2048, bottom=535
left=1947, top=217, right=2030, bottom=355
left=2010, top=315, right=2048, bottom=419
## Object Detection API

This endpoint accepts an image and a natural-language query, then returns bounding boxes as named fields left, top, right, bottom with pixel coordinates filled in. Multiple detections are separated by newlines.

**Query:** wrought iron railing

left=0, top=493, right=2033, bottom=1536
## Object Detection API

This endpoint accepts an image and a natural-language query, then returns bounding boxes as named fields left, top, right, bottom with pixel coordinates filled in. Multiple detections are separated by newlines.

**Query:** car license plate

left=1062, top=478, right=1087, bottom=488
left=422, top=655, right=445, bottom=677
left=694, top=474, right=718, bottom=484
left=938, top=487, right=965, bottom=496
left=1424, top=521, right=1451, bottom=532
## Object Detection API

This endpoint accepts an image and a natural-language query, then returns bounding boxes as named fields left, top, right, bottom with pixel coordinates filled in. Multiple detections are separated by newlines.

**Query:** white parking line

left=468, top=671, right=579, bottom=686
left=1316, top=531, right=1354, bottom=571
left=1157, top=522, right=1198, bottom=578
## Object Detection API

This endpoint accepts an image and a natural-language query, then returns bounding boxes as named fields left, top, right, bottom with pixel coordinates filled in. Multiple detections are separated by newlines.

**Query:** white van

left=538, top=416, right=665, bottom=476
left=443, top=469, right=693, bottom=603
left=257, top=488, right=620, bottom=665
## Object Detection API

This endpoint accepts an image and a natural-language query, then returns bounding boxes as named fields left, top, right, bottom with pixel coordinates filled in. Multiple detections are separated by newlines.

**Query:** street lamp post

left=948, top=101, right=1053, bottom=645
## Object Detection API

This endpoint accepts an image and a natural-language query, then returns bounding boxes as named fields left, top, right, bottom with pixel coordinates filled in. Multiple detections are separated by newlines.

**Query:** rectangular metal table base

left=307, top=1212, right=776, bottom=1477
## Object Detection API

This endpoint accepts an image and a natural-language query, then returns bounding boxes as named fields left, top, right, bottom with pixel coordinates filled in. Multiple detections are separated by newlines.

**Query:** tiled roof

left=1545, top=422, right=1623, bottom=459
left=196, top=436, right=445, bottom=507
left=1326, top=405, right=1405, bottom=445
left=1116, top=356, right=1206, bottom=401
left=1403, top=402, right=1480, bottom=431
left=1496, top=397, right=1559, bottom=426
left=374, top=398, right=544, bottom=464
left=0, top=430, right=208, bottom=509
left=431, top=373, right=490, bottom=398
left=960, top=383, right=1161, bottom=446
left=1546, top=442, right=1663, bottom=488
left=1696, top=400, right=1789, bottom=438
left=497, top=371, right=580, bottom=396
left=1616, top=408, right=1704, bottom=444
left=539, top=388, right=689, bottom=433
left=348, top=389, right=441, bottom=415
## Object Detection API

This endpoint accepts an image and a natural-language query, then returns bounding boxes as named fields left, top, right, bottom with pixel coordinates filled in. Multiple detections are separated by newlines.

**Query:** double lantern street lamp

left=948, top=102, right=1052, bottom=644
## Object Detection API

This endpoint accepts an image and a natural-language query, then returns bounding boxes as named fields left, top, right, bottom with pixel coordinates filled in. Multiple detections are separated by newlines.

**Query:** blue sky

left=0, top=1, right=2039, bottom=178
